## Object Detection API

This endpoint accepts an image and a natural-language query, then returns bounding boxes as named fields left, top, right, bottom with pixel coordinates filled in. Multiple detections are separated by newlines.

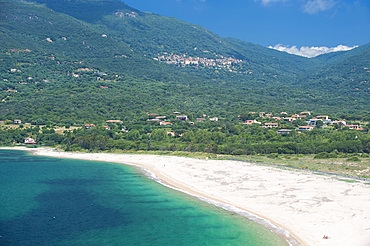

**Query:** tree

left=316, top=120, right=323, bottom=128
left=150, top=129, right=167, bottom=141
left=127, top=130, right=140, bottom=141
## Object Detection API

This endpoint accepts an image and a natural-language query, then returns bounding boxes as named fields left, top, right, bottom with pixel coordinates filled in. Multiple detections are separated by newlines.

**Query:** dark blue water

left=0, top=150, right=287, bottom=245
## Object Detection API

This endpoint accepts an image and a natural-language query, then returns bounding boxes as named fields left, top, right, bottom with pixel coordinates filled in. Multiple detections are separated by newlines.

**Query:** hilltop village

left=154, top=53, right=249, bottom=73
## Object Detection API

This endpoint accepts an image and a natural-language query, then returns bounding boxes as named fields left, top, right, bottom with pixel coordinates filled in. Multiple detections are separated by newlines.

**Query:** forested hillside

left=0, top=0, right=369, bottom=125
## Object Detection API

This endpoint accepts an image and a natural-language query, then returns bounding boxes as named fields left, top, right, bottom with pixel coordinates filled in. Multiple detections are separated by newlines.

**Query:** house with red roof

left=264, top=122, right=278, bottom=128
left=347, top=125, right=359, bottom=130
left=24, top=138, right=36, bottom=144
left=84, top=124, right=95, bottom=129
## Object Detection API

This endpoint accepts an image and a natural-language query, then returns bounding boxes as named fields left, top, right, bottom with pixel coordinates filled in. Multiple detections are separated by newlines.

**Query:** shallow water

left=0, top=150, right=287, bottom=245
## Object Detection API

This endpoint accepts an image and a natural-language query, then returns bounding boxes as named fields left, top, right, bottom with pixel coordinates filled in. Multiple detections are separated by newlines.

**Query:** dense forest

left=0, top=0, right=369, bottom=159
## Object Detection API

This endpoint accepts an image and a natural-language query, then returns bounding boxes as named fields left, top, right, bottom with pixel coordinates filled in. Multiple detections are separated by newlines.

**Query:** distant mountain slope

left=0, top=0, right=136, bottom=58
left=313, top=43, right=370, bottom=64
left=18, top=0, right=138, bottom=23
left=297, top=43, right=370, bottom=109
left=23, top=0, right=317, bottom=80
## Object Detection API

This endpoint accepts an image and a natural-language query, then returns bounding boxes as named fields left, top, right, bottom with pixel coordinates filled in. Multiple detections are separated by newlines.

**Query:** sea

left=0, top=149, right=288, bottom=246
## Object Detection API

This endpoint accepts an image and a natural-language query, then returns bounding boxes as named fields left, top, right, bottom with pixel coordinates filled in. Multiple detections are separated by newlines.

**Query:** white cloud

left=303, top=0, right=336, bottom=14
left=255, top=0, right=287, bottom=6
left=268, top=44, right=358, bottom=58
left=256, top=0, right=337, bottom=13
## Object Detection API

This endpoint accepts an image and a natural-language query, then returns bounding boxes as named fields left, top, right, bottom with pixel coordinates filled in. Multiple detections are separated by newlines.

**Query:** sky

left=122, top=0, right=369, bottom=57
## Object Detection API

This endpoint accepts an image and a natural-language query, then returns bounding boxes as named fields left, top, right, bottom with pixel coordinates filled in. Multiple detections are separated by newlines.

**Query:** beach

left=4, top=147, right=370, bottom=246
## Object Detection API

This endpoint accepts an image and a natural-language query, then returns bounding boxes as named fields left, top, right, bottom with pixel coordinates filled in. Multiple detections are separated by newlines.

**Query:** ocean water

left=0, top=150, right=287, bottom=246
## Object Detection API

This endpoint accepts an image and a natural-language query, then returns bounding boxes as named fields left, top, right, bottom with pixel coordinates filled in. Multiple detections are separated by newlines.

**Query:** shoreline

left=2, top=147, right=370, bottom=246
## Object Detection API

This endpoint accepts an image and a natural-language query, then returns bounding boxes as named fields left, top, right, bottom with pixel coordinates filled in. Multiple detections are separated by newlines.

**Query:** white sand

left=3, top=147, right=370, bottom=246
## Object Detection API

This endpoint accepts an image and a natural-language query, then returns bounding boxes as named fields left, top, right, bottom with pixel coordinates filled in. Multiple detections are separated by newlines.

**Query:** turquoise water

left=0, top=150, right=287, bottom=246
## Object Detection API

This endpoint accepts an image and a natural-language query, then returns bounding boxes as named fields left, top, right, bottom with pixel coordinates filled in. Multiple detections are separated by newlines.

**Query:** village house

left=13, top=119, right=21, bottom=124
left=347, top=125, right=359, bottom=130
left=166, top=131, right=176, bottom=137
left=316, top=115, right=330, bottom=121
left=243, top=120, right=261, bottom=125
left=24, top=138, right=36, bottom=144
left=277, top=129, right=292, bottom=134
left=283, top=117, right=295, bottom=122
left=209, top=117, right=218, bottom=121
left=105, top=120, right=123, bottom=123
left=264, top=122, right=279, bottom=128
left=298, top=126, right=313, bottom=132
left=356, top=127, right=367, bottom=132
left=176, top=115, right=188, bottom=121
left=330, top=120, right=346, bottom=126
left=308, top=119, right=322, bottom=126
left=160, top=122, right=172, bottom=126
left=84, top=124, right=95, bottom=129
left=300, top=111, right=311, bottom=115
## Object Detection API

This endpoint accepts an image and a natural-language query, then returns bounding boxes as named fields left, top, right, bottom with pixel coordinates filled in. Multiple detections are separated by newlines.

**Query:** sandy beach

left=3, top=147, right=370, bottom=246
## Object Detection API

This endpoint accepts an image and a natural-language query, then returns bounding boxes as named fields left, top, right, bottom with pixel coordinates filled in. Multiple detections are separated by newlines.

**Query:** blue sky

left=122, top=0, right=369, bottom=57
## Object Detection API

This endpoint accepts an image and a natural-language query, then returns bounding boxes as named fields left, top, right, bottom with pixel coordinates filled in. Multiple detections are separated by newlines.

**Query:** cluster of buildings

left=84, top=120, right=124, bottom=130
left=4, top=109, right=367, bottom=145
left=115, top=11, right=138, bottom=18
left=146, top=112, right=218, bottom=126
left=240, top=111, right=365, bottom=134
left=153, top=53, right=245, bottom=72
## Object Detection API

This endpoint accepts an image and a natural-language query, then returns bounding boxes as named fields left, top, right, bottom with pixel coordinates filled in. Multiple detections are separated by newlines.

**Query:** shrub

left=314, top=152, right=330, bottom=159
left=347, top=156, right=360, bottom=162
left=268, top=153, right=278, bottom=159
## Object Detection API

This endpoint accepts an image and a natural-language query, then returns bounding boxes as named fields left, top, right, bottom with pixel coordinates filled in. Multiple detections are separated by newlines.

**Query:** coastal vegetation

left=1, top=112, right=369, bottom=178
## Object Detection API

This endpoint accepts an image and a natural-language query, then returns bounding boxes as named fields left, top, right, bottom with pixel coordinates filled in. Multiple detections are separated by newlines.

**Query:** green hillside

left=297, top=44, right=370, bottom=110
left=0, top=0, right=369, bottom=125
